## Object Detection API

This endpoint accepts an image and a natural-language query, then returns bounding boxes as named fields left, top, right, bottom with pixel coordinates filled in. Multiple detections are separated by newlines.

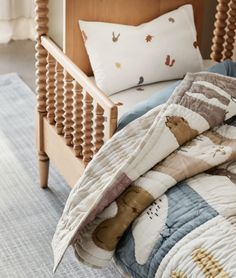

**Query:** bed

left=34, top=0, right=236, bottom=276
left=35, top=0, right=236, bottom=189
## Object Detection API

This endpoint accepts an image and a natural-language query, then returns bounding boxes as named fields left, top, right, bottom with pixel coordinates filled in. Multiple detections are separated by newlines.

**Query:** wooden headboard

left=64, top=0, right=204, bottom=76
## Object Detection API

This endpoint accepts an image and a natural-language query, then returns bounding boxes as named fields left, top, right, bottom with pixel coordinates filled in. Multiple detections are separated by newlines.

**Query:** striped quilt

left=52, top=72, right=236, bottom=276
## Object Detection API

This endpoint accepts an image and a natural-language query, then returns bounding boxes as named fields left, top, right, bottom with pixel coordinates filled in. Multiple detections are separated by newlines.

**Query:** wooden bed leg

left=38, top=152, right=49, bottom=188
left=35, top=0, right=49, bottom=188
left=36, top=111, right=49, bottom=188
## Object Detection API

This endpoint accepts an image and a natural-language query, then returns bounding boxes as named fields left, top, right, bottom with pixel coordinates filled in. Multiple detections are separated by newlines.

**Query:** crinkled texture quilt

left=52, top=72, right=236, bottom=275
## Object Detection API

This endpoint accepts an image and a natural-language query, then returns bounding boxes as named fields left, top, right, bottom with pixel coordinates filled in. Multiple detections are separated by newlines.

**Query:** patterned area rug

left=0, top=73, right=123, bottom=278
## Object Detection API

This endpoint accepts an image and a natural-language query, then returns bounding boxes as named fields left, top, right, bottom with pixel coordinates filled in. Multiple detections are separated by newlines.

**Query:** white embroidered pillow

left=79, top=4, right=203, bottom=96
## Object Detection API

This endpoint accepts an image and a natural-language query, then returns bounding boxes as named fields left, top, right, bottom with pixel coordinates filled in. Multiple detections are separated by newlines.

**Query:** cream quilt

left=52, top=72, right=236, bottom=275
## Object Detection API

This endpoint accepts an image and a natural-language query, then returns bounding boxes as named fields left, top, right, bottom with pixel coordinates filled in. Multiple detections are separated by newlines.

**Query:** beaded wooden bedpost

left=224, top=0, right=236, bottom=59
left=35, top=0, right=49, bottom=188
left=211, top=0, right=231, bottom=61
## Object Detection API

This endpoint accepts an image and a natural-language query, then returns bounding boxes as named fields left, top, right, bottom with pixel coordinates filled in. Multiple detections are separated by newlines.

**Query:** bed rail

left=40, top=36, right=118, bottom=163
left=35, top=0, right=118, bottom=188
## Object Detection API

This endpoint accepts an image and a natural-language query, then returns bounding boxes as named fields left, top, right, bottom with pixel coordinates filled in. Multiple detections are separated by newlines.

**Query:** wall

left=48, top=0, right=217, bottom=59
left=48, top=0, right=63, bottom=47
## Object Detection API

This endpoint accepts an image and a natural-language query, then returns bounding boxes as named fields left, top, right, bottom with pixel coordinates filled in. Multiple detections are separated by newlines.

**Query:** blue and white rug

left=0, top=73, right=122, bottom=278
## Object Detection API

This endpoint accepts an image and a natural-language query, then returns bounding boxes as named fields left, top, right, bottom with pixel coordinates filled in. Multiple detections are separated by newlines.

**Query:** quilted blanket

left=114, top=158, right=236, bottom=277
left=52, top=72, right=236, bottom=275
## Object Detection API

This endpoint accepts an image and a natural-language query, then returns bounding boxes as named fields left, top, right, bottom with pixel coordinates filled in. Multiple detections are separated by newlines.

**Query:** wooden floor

left=0, top=40, right=36, bottom=91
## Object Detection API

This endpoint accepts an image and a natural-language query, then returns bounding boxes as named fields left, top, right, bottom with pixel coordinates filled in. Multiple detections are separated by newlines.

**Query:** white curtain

left=0, top=0, right=35, bottom=43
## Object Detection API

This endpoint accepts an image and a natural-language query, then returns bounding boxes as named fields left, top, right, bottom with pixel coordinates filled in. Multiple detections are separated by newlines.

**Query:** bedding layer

left=117, top=60, right=235, bottom=131
left=75, top=117, right=236, bottom=269
left=114, top=61, right=236, bottom=277
left=52, top=71, right=236, bottom=274
left=85, top=60, right=214, bottom=121
left=109, top=59, right=215, bottom=120
left=114, top=150, right=236, bottom=277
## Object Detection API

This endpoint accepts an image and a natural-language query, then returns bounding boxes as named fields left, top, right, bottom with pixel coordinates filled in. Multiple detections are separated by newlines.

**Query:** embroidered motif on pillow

left=79, top=5, right=203, bottom=96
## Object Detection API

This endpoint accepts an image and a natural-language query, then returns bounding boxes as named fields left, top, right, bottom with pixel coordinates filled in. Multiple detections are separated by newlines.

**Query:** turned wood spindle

left=73, top=83, right=84, bottom=157
left=94, top=104, right=104, bottom=154
left=46, top=53, right=56, bottom=124
left=82, top=92, right=94, bottom=165
left=211, top=0, right=231, bottom=62
left=224, top=0, right=236, bottom=59
left=35, top=0, right=48, bottom=114
left=54, top=62, right=64, bottom=135
left=63, top=72, right=74, bottom=145
left=35, top=0, right=49, bottom=188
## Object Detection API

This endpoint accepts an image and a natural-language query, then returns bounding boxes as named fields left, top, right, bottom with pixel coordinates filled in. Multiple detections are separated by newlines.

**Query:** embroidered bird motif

left=137, top=76, right=144, bottom=91
left=168, top=17, right=175, bottom=23
left=165, top=55, right=175, bottom=67
left=145, top=34, right=154, bottom=42
left=112, top=32, right=120, bottom=42
left=138, top=76, right=144, bottom=85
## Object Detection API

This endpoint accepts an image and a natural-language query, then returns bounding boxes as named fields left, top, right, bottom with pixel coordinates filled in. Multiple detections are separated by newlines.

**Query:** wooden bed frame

left=35, top=0, right=236, bottom=188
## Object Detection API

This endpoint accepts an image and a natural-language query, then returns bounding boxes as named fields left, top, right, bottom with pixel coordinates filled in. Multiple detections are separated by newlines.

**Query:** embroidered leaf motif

left=145, top=35, right=153, bottom=42
left=81, top=30, right=88, bottom=42
left=165, top=55, right=175, bottom=67
left=168, top=17, right=175, bottom=23
left=115, top=62, right=121, bottom=69
left=112, top=32, right=120, bottom=42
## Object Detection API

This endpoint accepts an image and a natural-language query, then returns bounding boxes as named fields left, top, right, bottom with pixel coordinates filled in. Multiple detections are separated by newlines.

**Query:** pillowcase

left=79, top=4, right=203, bottom=96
